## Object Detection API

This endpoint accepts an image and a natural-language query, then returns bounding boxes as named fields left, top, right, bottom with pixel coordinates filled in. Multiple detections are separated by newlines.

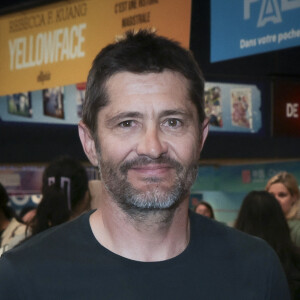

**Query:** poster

left=43, top=86, right=65, bottom=119
left=205, top=85, right=223, bottom=127
left=76, top=82, right=86, bottom=118
left=0, top=0, right=192, bottom=96
left=231, top=88, right=252, bottom=129
left=204, top=82, right=261, bottom=133
left=7, top=92, right=32, bottom=118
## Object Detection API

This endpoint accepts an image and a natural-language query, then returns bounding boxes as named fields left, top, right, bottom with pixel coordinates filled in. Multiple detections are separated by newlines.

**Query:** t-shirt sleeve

left=266, top=248, right=291, bottom=300
left=0, top=255, right=23, bottom=299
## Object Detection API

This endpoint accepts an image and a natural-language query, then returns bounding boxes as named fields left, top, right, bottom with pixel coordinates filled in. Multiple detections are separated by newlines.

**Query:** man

left=0, top=30, right=290, bottom=299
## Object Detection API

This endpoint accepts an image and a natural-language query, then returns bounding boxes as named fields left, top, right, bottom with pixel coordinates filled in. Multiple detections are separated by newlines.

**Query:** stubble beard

left=97, top=148, right=199, bottom=222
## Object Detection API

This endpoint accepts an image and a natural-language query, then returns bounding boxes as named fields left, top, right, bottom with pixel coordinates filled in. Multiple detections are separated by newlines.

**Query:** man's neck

left=89, top=196, right=190, bottom=262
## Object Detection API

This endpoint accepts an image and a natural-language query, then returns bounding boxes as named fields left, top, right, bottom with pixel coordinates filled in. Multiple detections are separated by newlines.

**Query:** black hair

left=82, top=29, right=205, bottom=136
left=235, top=190, right=300, bottom=297
left=29, top=155, right=89, bottom=235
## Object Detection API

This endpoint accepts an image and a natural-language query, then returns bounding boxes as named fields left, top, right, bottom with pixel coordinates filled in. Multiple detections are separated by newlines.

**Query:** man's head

left=79, top=30, right=208, bottom=218
left=82, top=29, right=205, bottom=137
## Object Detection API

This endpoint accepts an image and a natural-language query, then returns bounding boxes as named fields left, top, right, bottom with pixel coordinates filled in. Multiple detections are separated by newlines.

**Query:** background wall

left=0, top=0, right=299, bottom=164
left=1, top=0, right=300, bottom=226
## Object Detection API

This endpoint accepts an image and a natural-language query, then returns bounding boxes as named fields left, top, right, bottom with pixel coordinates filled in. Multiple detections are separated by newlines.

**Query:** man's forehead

left=105, top=70, right=189, bottom=95
left=98, top=70, right=197, bottom=123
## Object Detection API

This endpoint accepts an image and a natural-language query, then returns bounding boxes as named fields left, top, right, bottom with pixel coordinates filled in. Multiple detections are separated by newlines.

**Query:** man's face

left=84, top=71, right=207, bottom=213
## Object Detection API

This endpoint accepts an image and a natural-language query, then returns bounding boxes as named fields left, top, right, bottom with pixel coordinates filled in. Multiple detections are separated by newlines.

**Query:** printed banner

left=211, top=0, right=300, bottom=62
left=0, top=0, right=191, bottom=96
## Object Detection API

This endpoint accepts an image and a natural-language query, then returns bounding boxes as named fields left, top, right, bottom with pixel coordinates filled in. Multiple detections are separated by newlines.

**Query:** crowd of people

left=0, top=29, right=294, bottom=299
left=2, top=167, right=300, bottom=298
left=0, top=155, right=91, bottom=256
left=192, top=171, right=300, bottom=299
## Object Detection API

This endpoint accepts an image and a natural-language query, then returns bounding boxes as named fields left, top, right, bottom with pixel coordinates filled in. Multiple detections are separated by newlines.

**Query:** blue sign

left=211, top=0, right=300, bottom=62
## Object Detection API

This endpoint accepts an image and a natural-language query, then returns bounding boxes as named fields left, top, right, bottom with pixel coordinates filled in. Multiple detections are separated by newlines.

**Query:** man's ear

left=78, top=121, right=98, bottom=166
left=200, top=118, right=209, bottom=150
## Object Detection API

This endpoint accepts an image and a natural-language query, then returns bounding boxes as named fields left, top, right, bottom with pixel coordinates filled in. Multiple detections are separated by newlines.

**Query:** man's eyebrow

left=105, top=112, right=143, bottom=126
left=159, top=109, right=193, bottom=119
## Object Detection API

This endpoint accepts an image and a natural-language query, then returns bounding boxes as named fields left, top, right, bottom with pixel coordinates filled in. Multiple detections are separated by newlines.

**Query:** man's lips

left=129, top=164, right=172, bottom=176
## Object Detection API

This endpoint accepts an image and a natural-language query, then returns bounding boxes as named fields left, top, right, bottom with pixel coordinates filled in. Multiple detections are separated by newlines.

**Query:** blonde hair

left=265, top=172, right=300, bottom=219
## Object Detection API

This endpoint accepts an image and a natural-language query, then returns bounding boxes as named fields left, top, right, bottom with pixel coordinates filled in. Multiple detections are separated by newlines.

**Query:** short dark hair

left=82, top=29, right=205, bottom=136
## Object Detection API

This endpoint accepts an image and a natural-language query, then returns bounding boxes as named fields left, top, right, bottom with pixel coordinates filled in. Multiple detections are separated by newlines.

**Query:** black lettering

left=115, top=2, right=127, bottom=13
left=37, top=71, right=51, bottom=84
left=122, top=12, right=150, bottom=27
left=128, top=0, right=137, bottom=10
left=138, top=0, right=158, bottom=7
left=56, top=8, right=63, bottom=22
left=56, top=3, right=88, bottom=22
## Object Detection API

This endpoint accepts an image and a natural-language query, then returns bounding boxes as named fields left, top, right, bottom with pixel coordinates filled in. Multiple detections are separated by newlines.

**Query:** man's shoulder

left=190, top=211, right=274, bottom=257
left=188, top=212, right=289, bottom=299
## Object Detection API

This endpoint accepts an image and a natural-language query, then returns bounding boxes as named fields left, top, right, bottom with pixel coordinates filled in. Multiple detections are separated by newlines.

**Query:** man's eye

left=164, top=118, right=182, bottom=128
left=119, top=120, right=134, bottom=128
left=119, top=120, right=133, bottom=127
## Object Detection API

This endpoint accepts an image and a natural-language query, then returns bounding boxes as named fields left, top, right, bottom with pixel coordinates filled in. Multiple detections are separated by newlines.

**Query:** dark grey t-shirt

left=0, top=210, right=290, bottom=299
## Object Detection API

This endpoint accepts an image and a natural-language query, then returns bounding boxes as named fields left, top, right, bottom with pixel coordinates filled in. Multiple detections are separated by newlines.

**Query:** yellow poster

left=0, top=0, right=192, bottom=96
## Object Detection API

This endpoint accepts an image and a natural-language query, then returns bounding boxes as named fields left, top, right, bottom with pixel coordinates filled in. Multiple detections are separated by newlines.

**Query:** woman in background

left=266, top=172, right=300, bottom=247
left=194, top=201, right=215, bottom=219
left=0, top=182, right=27, bottom=256
left=235, top=190, right=300, bottom=299
left=28, top=155, right=90, bottom=236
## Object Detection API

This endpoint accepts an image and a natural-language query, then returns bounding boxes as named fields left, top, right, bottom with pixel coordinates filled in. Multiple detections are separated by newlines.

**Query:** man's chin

left=129, top=178, right=173, bottom=190
left=123, top=197, right=178, bottom=211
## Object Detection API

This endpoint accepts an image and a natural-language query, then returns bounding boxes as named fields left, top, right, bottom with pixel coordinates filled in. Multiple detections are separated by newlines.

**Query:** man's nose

left=136, top=126, right=167, bottom=159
